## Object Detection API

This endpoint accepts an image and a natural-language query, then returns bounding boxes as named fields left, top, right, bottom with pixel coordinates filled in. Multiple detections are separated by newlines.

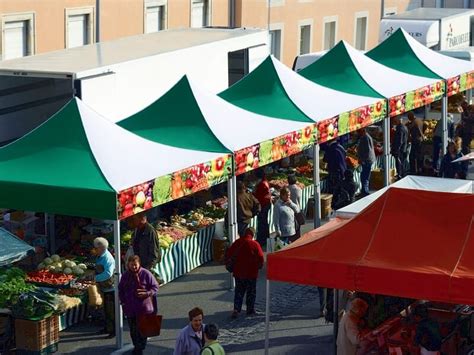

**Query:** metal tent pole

left=264, top=279, right=270, bottom=355
left=227, top=165, right=237, bottom=290
left=333, top=289, right=340, bottom=354
left=313, top=143, right=321, bottom=228
left=113, top=220, right=123, bottom=349
left=441, top=94, right=448, bottom=156
left=383, top=116, right=391, bottom=186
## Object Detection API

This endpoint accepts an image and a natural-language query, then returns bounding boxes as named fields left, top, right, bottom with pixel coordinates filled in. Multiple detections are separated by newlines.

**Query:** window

left=228, top=49, right=249, bottom=86
left=299, top=24, right=311, bottom=55
left=323, top=20, right=336, bottom=50
left=146, top=6, right=165, bottom=33
left=191, top=0, right=210, bottom=28
left=145, top=1, right=167, bottom=33
left=66, top=8, right=94, bottom=49
left=355, top=16, right=367, bottom=50
left=269, top=29, right=282, bottom=59
left=2, top=13, right=35, bottom=60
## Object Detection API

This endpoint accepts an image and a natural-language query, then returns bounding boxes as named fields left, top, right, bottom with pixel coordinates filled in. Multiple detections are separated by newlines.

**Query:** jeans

left=360, top=161, right=373, bottom=195
left=393, top=152, right=407, bottom=178
left=256, top=204, right=270, bottom=247
left=432, top=136, right=442, bottom=170
left=234, top=278, right=257, bottom=313
left=409, top=141, right=423, bottom=175
left=127, top=317, right=148, bottom=351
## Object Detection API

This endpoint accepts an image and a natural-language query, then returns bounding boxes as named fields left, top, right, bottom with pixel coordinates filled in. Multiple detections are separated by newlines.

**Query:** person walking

left=356, top=128, right=376, bottom=196
left=118, top=255, right=159, bottom=355
left=93, top=237, right=116, bottom=337
left=253, top=170, right=272, bottom=248
left=408, top=111, right=424, bottom=175
left=174, top=307, right=205, bottom=355
left=391, top=116, right=408, bottom=179
left=201, top=323, right=225, bottom=355
left=273, top=187, right=301, bottom=243
left=323, top=139, right=347, bottom=193
left=432, top=114, right=454, bottom=173
left=236, top=181, right=260, bottom=237
left=226, top=228, right=264, bottom=319
left=131, top=213, right=161, bottom=271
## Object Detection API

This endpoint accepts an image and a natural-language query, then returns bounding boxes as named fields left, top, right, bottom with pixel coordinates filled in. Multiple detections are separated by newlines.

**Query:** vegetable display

left=27, top=270, right=75, bottom=286
left=0, top=267, right=37, bottom=308
left=56, top=295, right=82, bottom=312
left=37, top=255, right=86, bottom=277
left=11, top=289, right=58, bottom=320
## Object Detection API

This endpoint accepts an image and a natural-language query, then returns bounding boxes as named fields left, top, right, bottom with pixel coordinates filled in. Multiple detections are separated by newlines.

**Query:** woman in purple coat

left=119, top=255, right=159, bottom=355
left=174, top=307, right=206, bottom=355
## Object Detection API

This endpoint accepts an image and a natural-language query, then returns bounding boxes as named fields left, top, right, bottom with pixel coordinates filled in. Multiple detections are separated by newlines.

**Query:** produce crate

left=370, top=169, right=396, bottom=191
left=15, top=316, right=59, bottom=352
left=16, top=342, right=58, bottom=355
left=306, top=195, right=332, bottom=220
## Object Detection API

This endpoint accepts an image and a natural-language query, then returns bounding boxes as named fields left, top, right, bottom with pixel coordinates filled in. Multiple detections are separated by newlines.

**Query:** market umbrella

left=452, top=152, right=474, bottom=163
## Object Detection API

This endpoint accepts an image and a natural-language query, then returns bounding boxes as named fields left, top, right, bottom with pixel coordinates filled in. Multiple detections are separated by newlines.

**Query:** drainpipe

left=229, top=0, right=236, bottom=28
left=96, top=0, right=100, bottom=42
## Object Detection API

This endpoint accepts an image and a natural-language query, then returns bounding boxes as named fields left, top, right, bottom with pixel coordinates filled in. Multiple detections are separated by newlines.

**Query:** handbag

left=137, top=312, right=163, bottom=337
left=294, top=210, right=305, bottom=226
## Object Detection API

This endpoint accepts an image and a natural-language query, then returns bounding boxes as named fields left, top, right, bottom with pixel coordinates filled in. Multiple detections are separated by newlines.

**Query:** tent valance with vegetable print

left=0, top=98, right=226, bottom=220
left=367, top=28, right=474, bottom=97
left=299, top=41, right=443, bottom=117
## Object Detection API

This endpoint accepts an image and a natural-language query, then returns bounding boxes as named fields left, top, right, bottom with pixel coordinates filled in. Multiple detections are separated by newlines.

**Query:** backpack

left=200, top=346, right=215, bottom=355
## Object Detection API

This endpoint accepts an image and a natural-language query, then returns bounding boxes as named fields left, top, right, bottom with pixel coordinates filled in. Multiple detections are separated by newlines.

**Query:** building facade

left=0, top=0, right=421, bottom=66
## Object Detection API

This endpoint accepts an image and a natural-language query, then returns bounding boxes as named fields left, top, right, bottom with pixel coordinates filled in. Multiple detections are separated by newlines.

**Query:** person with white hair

left=337, top=298, right=369, bottom=355
left=93, top=236, right=116, bottom=337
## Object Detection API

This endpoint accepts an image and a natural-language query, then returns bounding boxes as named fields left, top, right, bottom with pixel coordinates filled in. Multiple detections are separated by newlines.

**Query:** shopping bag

left=294, top=211, right=306, bottom=226
left=137, top=313, right=163, bottom=337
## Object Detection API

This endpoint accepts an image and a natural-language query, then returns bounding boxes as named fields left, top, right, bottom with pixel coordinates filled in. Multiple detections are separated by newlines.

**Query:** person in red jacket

left=253, top=169, right=272, bottom=248
left=226, top=228, right=264, bottom=319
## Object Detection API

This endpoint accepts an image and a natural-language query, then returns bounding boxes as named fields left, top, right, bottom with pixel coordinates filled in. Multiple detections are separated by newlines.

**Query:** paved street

left=58, top=220, right=334, bottom=355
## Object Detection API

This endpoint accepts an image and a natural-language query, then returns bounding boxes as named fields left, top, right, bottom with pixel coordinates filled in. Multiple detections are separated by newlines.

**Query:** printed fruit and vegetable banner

left=234, top=125, right=317, bottom=176
left=118, top=155, right=232, bottom=219
left=336, top=100, right=387, bottom=140
left=447, top=71, right=474, bottom=97
left=389, top=81, right=444, bottom=117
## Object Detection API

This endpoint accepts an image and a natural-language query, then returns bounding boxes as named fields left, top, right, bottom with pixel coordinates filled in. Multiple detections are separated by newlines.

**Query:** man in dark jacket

left=391, top=116, right=408, bottom=179
left=357, top=128, right=375, bottom=196
left=323, top=139, right=347, bottom=193
left=236, top=181, right=261, bottom=237
left=132, top=213, right=161, bottom=271
left=226, top=228, right=264, bottom=319
left=407, top=111, right=424, bottom=175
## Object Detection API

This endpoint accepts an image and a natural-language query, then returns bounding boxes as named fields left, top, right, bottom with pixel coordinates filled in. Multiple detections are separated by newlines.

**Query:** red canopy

left=267, top=188, right=474, bottom=305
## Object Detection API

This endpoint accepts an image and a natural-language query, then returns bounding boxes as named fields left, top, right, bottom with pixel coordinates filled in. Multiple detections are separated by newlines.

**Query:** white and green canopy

left=367, top=28, right=474, bottom=97
left=119, top=74, right=314, bottom=176
left=0, top=98, right=224, bottom=220
left=220, top=55, right=386, bottom=143
left=299, top=41, right=444, bottom=116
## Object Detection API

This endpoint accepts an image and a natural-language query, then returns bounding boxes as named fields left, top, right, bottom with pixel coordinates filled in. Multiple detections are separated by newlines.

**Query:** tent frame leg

left=383, top=116, right=391, bottom=186
left=441, top=94, right=448, bottom=156
left=313, top=143, right=321, bottom=228
left=113, top=220, right=123, bottom=349
left=333, top=288, right=339, bottom=355
left=227, top=172, right=237, bottom=290
left=264, top=279, right=270, bottom=355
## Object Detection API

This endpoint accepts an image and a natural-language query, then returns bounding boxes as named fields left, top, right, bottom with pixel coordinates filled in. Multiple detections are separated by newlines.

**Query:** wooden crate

left=306, top=195, right=332, bottom=219
left=15, top=316, right=59, bottom=352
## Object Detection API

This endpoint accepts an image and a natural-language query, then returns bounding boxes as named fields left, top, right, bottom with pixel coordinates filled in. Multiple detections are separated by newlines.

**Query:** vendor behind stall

left=337, top=298, right=369, bottom=355
left=93, top=237, right=115, bottom=336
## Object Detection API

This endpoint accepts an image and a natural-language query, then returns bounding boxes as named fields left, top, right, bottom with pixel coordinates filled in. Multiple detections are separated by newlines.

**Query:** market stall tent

left=366, top=28, right=474, bottom=95
left=0, top=228, right=35, bottom=266
left=298, top=40, right=444, bottom=116
left=336, top=176, right=473, bottom=218
left=267, top=188, right=474, bottom=305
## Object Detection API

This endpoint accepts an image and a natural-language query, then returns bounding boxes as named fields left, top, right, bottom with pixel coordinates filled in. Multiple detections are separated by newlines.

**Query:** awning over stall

left=336, top=176, right=473, bottom=218
left=267, top=188, right=474, bottom=305
left=299, top=41, right=443, bottom=116
left=367, top=28, right=474, bottom=97
left=0, top=227, right=35, bottom=266
left=0, top=98, right=225, bottom=220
